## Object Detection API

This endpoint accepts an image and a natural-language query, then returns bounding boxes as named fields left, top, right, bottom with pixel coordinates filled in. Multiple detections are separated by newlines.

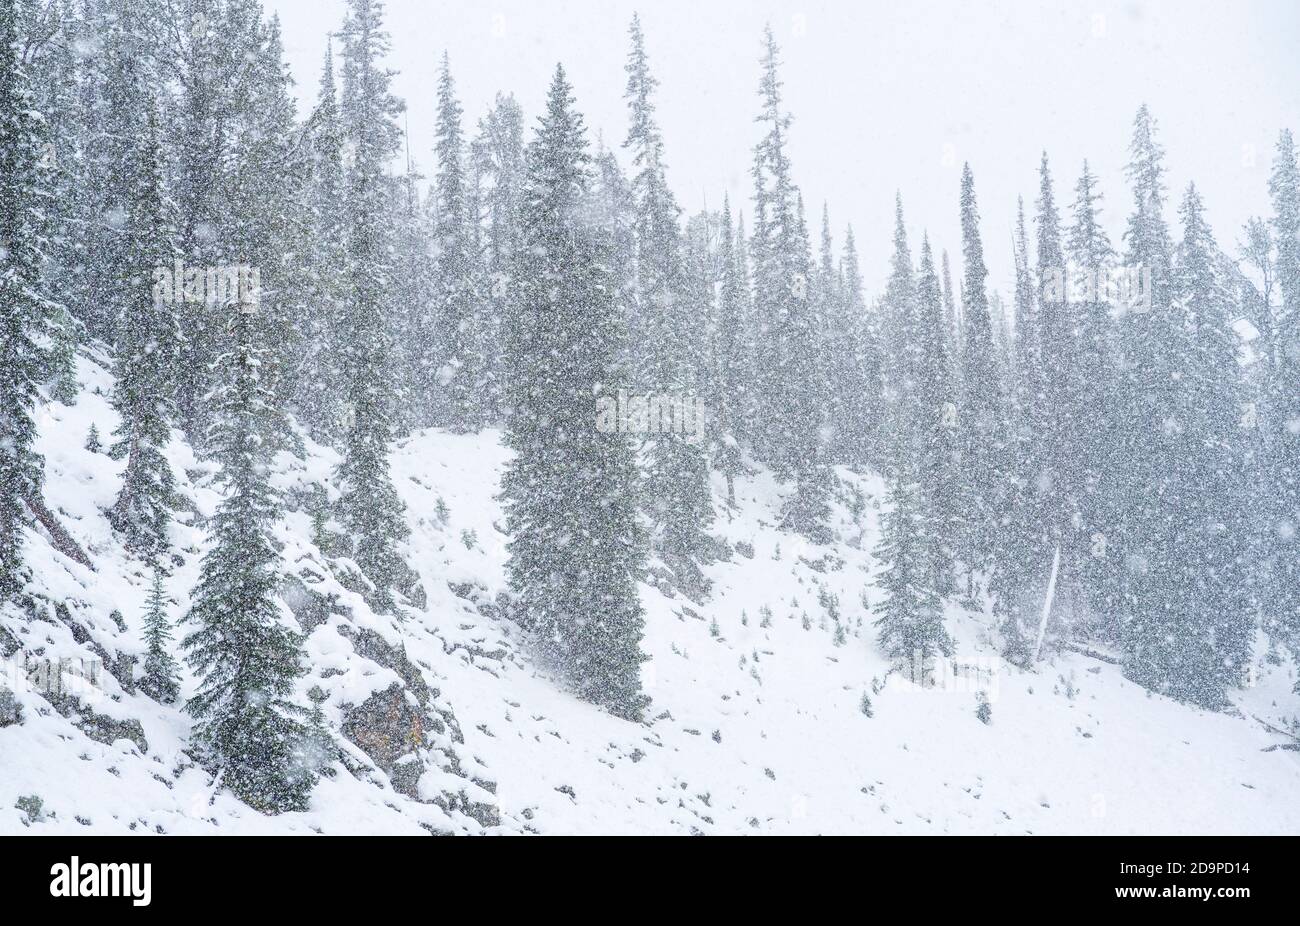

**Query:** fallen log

left=23, top=492, right=94, bottom=571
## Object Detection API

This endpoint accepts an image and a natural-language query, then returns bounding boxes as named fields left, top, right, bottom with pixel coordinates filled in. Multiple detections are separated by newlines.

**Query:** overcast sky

left=266, top=0, right=1300, bottom=298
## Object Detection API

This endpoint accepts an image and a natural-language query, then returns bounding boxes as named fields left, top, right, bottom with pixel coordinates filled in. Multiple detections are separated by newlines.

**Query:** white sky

left=266, top=0, right=1300, bottom=299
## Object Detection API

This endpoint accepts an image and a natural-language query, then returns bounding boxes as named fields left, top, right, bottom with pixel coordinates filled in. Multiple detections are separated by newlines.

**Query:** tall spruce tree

left=749, top=25, right=828, bottom=529
left=296, top=44, right=350, bottom=442
left=473, top=92, right=525, bottom=425
left=1067, top=160, right=1122, bottom=635
left=914, top=233, right=960, bottom=599
left=0, top=0, right=50, bottom=600
left=430, top=52, right=480, bottom=431
left=881, top=195, right=920, bottom=462
left=108, top=102, right=179, bottom=561
left=873, top=432, right=951, bottom=664
left=502, top=65, right=647, bottom=721
left=182, top=297, right=316, bottom=813
left=335, top=0, right=409, bottom=610
left=837, top=226, right=885, bottom=469
left=1145, top=183, right=1252, bottom=704
left=623, top=15, right=714, bottom=579
left=1266, top=130, right=1300, bottom=671
left=956, top=164, right=1007, bottom=583
left=1113, top=106, right=1183, bottom=696
left=993, top=200, right=1047, bottom=662
left=139, top=566, right=180, bottom=704
left=714, top=194, right=747, bottom=507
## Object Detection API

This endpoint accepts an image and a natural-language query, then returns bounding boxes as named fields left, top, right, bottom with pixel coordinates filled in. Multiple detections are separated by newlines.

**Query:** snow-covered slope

left=2, top=351, right=1298, bottom=835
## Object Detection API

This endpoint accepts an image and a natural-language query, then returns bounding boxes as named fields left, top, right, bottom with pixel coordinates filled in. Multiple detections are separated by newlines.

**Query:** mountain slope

left=2, top=350, right=1298, bottom=835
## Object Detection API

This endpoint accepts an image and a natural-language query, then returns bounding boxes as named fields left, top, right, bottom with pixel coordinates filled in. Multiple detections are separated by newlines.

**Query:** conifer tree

left=26, top=0, right=83, bottom=404
left=623, top=15, right=714, bottom=576
left=881, top=195, right=919, bottom=462
left=431, top=52, right=480, bottom=431
left=502, top=65, right=647, bottom=721
left=335, top=0, right=409, bottom=609
left=1112, top=106, right=1183, bottom=694
left=108, top=103, right=179, bottom=560
left=231, top=15, right=311, bottom=431
left=473, top=93, right=526, bottom=425
left=1067, top=160, right=1122, bottom=633
left=914, top=234, right=960, bottom=598
left=836, top=226, right=885, bottom=469
left=993, top=200, right=1047, bottom=661
left=1116, top=183, right=1246, bottom=703
left=0, top=0, right=51, bottom=600
left=873, top=435, right=951, bottom=664
left=749, top=25, right=827, bottom=521
left=941, top=248, right=962, bottom=394
left=160, top=0, right=259, bottom=436
left=296, top=45, right=350, bottom=442
left=140, top=567, right=180, bottom=704
left=956, top=164, right=1008, bottom=580
left=183, top=296, right=316, bottom=813
left=1266, top=130, right=1300, bottom=667
left=715, top=194, right=748, bottom=506
left=777, top=193, right=831, bottom=540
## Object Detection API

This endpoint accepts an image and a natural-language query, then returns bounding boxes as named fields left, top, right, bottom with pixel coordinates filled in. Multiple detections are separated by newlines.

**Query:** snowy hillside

left=3, top=350, right=1298, bottom=836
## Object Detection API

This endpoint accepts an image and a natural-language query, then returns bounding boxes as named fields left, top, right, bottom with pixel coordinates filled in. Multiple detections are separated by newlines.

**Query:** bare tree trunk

left=23, top=493, right=94, bottom=570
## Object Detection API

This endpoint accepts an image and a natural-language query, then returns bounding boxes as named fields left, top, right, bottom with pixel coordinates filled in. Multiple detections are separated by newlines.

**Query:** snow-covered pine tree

left=715, top=193, right=748, bottom=507
left=622, top=15, right=715, bottom=579
left=749, top=24, right=827, bottom=512
left=955, top=163, right=1008, bottom=583
left=295, top=44, right=350, bottom=442
left=818, top=204, right=867, bottom=471
left=0, top=0, right=50, bottom=600
left=1066, top=160, right=1122, bottom=636
left=1148, top=183, right=1252, bottom=704
left=777, top=193, right=832, bottom=541
left=1112, top=105, right=1185, bottom=697
left=834, top=225, right=884, bottom=470
left=913, top=233, right=960, bottom=599
left=588, top=139, right=637, bottom=344
left=992, top=200, right=1047, bottom=663
left=139, top=566, right=180, bottom=704
left=472, top=92, right=526, bottom=425
left=879, top=195, right=919, bottom=475
left=386, top=155, right=432, bottom=436
left=108, top=101, right=179, bottom=561
left=1266, top=130, right=1300, bottom=670
left=941, top=248, right=962, bottom=393
left=335, top=0, right=409, bottom=610
left=1034, top=155, right=1075, bottom=522
left=873, top=433, right=951, bottom=665
left=502, top=64, right=648, bottom=721
left=230, top=15, right=311, bottom=435
left=25, top=0, right=83, bottom=404
left=96, top=0, right=158, bottom=353
left=430, top=52, right=481, bottom=432
left=160, top=0, right=260, bottom=437
left=182, top=296, right=316, bottom=813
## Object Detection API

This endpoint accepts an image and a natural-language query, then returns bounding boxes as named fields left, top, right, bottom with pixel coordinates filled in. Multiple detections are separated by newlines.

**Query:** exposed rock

left=281, top=575, right=339, bottom=634
left=336, top=625, right=430, bottom=704
left=341, top=683, right=425, bottom=798
left=0, top=687, right=22, bottom=727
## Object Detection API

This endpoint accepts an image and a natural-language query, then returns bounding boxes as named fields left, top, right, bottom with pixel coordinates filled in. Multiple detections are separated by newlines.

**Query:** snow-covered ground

left=2, top=351, right=1298, bottom=835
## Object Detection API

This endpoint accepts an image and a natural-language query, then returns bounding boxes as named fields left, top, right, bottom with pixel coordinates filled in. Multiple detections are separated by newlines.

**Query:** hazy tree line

left=0, top=0, right=1296, bottom=810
